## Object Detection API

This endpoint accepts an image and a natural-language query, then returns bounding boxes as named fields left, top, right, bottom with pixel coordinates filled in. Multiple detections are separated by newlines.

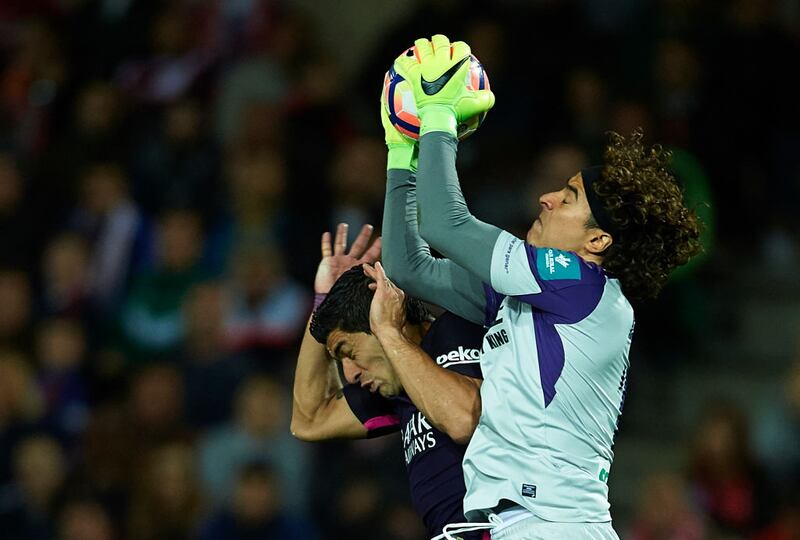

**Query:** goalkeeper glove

left=394, top=34, right=495, bottom=137
left=380, top=70, right=418, bottom=171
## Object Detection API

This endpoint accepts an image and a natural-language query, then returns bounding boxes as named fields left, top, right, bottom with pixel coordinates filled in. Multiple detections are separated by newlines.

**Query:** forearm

left=416, top=132, right=502, bottom=284
left=375, top=327, right=481, bottom=444
left=383, top=168, right=487, bottom=325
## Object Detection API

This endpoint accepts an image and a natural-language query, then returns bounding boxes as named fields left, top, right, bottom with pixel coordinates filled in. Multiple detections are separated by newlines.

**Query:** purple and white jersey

left=343, top=311, right=485, bottom=538
left=462, top=231, right=635, bottom=523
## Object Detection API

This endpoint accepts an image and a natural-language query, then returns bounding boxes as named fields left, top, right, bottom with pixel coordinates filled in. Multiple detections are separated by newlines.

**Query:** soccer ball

left=382, top=46, right=490, bottom=141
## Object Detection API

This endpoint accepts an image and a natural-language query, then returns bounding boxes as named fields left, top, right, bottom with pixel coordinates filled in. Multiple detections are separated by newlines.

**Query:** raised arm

left=387, top=35, right=502, bottom=285
left=365, top=262, right=482, bottom=444
left=415, top=132, right=502, bottom=285
left=383, top=168, right=487, bottom=325
left=380, top=72, right=487, bottom=326
left=291, top=224, right=380, bottom=441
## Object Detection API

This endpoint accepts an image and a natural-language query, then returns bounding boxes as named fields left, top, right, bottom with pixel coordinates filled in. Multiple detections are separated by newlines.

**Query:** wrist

left=386, top=144, right=417, bottom=172
left=373, top=324, right=406, bottom=346
left=419, top=104, right=457, bottom=137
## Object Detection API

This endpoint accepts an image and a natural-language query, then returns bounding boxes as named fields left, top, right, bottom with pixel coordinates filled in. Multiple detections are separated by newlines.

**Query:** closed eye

left=566, top=183, right=579, bottom=201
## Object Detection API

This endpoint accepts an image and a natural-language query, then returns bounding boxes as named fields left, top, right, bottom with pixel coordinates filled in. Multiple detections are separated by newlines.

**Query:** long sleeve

left=382, top=168, right=487, bottom=325
left=415, top=132, right=503, bottom=285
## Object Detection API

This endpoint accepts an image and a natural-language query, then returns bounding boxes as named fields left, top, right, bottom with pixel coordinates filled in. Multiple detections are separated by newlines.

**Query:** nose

left=539, top=190, right=560, bottom=212
left=341, top=358, right=362, bottom=384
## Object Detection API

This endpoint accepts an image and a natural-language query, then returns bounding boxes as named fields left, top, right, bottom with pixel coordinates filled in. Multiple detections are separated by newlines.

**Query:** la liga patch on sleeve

left=537, top=248, right=581, bottom=281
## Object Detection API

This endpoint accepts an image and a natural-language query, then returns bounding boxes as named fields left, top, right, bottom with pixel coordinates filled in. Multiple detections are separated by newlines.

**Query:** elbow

left=418, top=217, right=449, bottom=254
left=290, top=414, right=319, bottom=442
left=443, top=411, right=480, bottom=445
left=383, top=255, right=414, bottom=293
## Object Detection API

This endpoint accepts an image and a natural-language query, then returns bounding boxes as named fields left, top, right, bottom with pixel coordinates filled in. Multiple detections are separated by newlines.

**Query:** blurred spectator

left=214, top=51, right=287, bottom=149
left=327, top=475, right=384, bottom=540
left=69, top=163, right=145, bottom=316
left=688, top=401, right=773, bottom=536
left=128, top=441, right=203, bottom=540
left=58, top=496, right=116, bottom=540
left=651, top=38, right=702, bottom=148
left=0, top=434, right=66, bottom=539
left=216, top=149, right=287, bottom=256
left=180, top=281, right=253, bottom=428
left=115, top=3, right=217, bottom=105
left=0, top=152, right=44, bottom=272
left=0, top=268, right=33, bottom=351
left=564, top=67, right=609, bottom=154
left=329, top=136, right=385, bottom=244
left=130, top=98, right=222, bottom=222
left=0, top=19, right=67, bottom=155
left=199, top=376, right=311, bottom=515
left=34, top=318, right=89, bottom=439
left=0, top=351, right=44, bottom=484
left=224, top=243, right=309, bottom=355
left=39, top=234, right=90, bottom=318
left=199, top=461, right=319, bottom=540
left=37, top=81, right=127, bottom=223
left=628, top=471, right=706, bottom=540
left=75, top=403, right=136, bottom=527
left=754, top=495, right=800, bottom=540
left=118, top=208, right=206, bottom=362
left=753, top=357, right=800, bottom=495
left=128, top=364, right=189, bottom=454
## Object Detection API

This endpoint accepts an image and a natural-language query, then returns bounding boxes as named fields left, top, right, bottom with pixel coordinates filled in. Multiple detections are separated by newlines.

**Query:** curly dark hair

left=591, top=129, right=702, bottom=302
left=309, top=265, right=431, bottom=344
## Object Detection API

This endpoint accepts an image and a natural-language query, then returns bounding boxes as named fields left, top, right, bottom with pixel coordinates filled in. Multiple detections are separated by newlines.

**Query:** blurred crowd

left=0, top=0, right=798, bottom=539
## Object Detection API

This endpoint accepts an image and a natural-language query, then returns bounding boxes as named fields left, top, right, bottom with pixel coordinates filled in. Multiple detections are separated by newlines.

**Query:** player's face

left=327, top=330, right=402, bottom=398
left=527, top=172, right=594, bottom=252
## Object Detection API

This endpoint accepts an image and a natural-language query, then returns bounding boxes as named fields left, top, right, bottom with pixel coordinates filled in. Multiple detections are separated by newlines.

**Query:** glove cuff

left=419, top=105, right=458, bottom=137
left=386, top=144, right=417, bottom=172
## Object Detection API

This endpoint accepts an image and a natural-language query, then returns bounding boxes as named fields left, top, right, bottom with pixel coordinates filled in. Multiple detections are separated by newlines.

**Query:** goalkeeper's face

left=327, top=330, right=403, bottom=398
left=528, top=173, right=602, bottom=257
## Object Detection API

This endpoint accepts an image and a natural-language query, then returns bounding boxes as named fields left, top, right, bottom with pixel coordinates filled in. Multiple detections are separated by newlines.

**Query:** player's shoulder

left=529, top=245, right=607, bottom=288
left=423, top=312, right=486, bottom=371
left=427, top=311, right=486, bottom=343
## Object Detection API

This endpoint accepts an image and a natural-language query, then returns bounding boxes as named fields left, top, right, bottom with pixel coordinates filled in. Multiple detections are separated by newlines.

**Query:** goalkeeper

left=382, top=35, right=703, bottom=539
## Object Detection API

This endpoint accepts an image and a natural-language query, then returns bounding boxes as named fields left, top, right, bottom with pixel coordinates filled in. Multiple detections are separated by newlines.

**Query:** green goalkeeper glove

left=394, top=34, right=495, bottom=137
left=380, top=85, right=418, bottom=171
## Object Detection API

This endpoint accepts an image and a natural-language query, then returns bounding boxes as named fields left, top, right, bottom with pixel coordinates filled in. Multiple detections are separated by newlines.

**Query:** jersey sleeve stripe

left=364, top=414, right=400, bottom=431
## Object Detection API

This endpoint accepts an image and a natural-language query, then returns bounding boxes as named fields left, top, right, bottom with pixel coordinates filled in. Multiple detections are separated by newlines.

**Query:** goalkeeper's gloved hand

left=380, top=75, right=418, bottom=171
left=394, top=34, right=495, bottom=138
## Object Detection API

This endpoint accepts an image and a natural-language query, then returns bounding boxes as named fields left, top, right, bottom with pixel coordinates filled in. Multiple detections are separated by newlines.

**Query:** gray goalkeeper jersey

left=462, top=231, right=635, bottom=523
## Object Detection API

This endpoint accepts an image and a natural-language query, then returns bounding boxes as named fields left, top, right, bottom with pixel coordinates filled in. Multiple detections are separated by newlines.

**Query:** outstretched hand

left=364, top=262, right=407, bottom=336
left=314, top=223, right=382, bottom=295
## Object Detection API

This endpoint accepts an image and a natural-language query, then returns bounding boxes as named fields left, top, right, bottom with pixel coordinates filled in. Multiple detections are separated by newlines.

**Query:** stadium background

left=0, top=0, right=799, bottom=538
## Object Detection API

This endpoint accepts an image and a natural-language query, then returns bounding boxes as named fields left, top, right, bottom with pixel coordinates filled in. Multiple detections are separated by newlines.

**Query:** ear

left=585, top=229, right=612, bottom=255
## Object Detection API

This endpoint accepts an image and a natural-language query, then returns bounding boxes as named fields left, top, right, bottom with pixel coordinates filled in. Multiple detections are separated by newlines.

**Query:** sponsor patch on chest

left=402, top=411, right=437, bottom=464
left=435, top=346, right=480, bottom=367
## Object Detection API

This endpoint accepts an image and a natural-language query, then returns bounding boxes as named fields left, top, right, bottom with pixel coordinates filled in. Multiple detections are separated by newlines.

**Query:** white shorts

left=491, top=515, right=619, bottom=540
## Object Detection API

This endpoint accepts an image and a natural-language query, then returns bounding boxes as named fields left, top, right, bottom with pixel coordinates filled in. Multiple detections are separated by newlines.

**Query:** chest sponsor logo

left=435, top=346, right=480, bottom=368
left=537, top=248, right=581, bottom=281
left=402, top=411, right=437, bottom=464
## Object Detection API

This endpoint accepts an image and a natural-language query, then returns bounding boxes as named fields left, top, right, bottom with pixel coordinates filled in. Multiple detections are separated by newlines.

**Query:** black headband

left=581, top=166, right=618, bottom=238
